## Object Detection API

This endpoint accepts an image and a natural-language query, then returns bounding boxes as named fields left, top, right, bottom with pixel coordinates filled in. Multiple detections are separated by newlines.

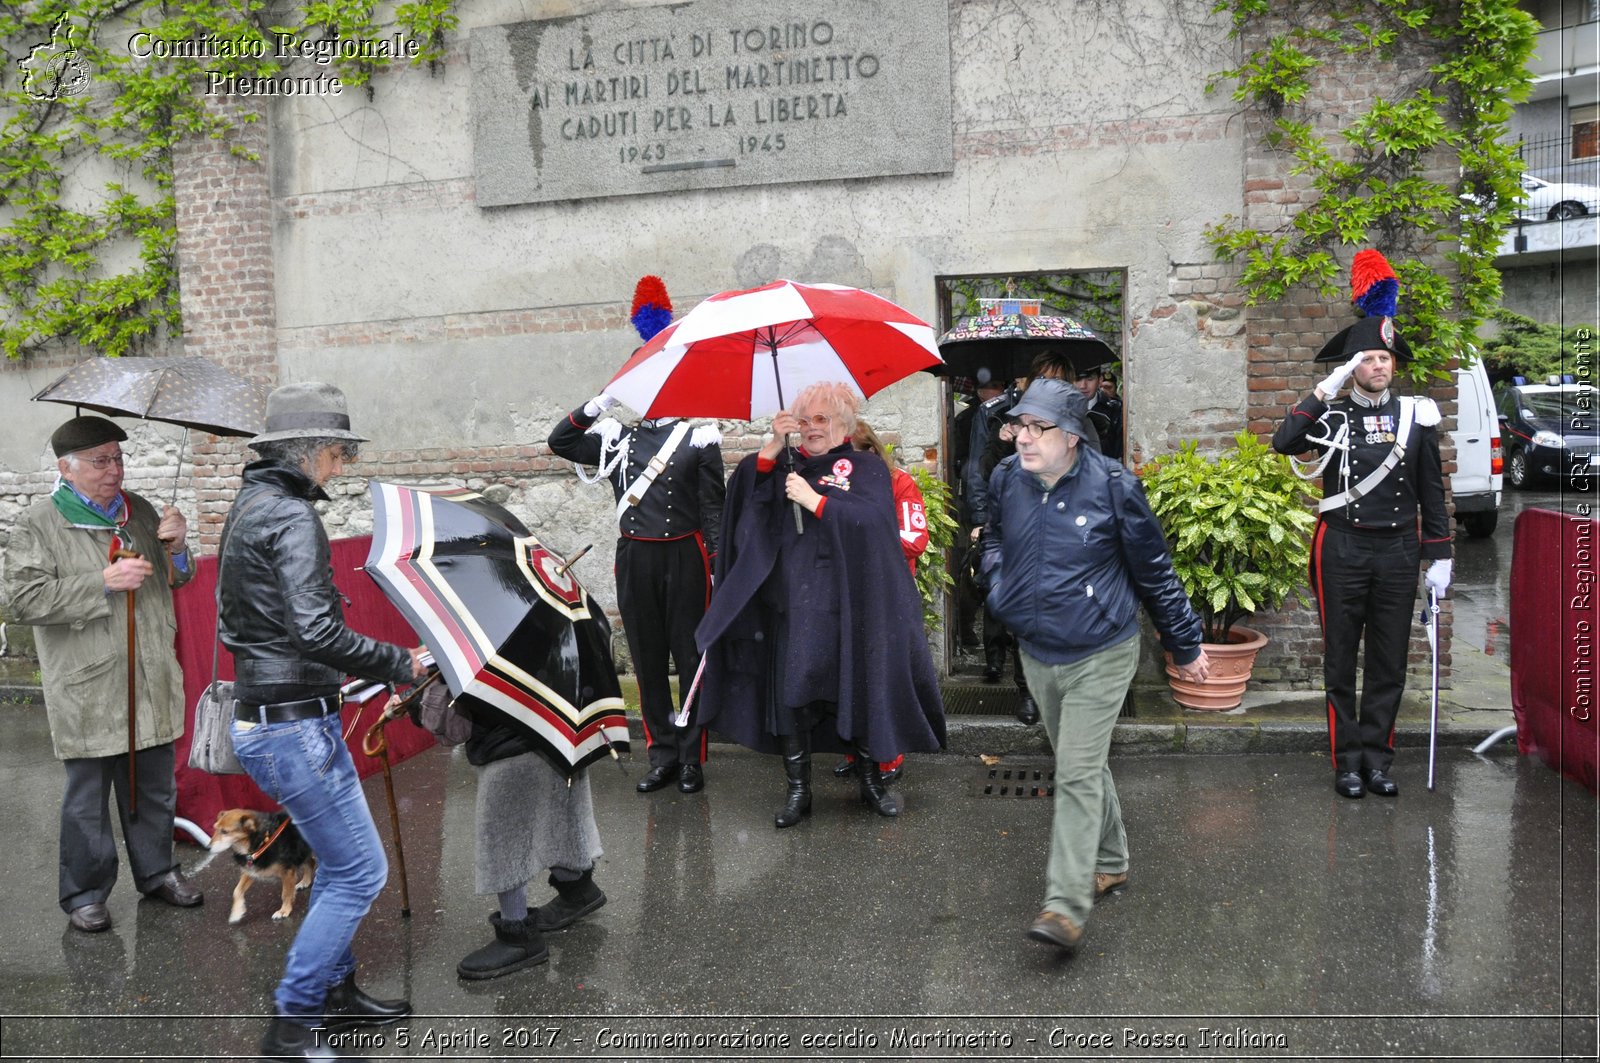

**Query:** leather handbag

left=186, top=495, right=263, bottom=775
left=188, top=677, right=242, bottom=774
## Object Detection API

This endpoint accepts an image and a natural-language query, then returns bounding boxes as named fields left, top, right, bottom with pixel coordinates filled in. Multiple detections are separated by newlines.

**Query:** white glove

left=582, top=393, right=620, bottom=418
left=1424, top=558, right=1452, bottom=597
left=1315, top=351, right=1366, bottom=400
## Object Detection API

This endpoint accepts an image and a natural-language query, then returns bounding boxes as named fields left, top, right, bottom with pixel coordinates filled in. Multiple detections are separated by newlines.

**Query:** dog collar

left=248, top=816, right=293, bottom=865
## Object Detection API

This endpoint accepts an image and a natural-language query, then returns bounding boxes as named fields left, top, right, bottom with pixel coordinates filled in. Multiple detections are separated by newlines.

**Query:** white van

left=1451, top=358, right=1503, bottom=538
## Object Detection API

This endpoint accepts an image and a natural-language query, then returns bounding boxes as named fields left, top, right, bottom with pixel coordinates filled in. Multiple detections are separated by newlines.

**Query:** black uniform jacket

left=549, top=408, right=724, bottom=556
left=695, top=444, right=947, bottom=757
left=1271, top=392, right=1451, bottom=560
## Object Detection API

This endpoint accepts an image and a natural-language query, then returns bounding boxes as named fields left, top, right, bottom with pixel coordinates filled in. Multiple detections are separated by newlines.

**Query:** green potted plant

left=1138, top=430, right=1318, bottom=710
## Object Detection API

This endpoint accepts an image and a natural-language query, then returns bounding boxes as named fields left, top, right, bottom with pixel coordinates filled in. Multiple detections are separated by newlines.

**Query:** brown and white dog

left=209, top=809, right=316, bottom=925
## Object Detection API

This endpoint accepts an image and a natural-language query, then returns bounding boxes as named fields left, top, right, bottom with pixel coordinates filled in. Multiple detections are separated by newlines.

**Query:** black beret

left=1314, top=315, right=1412, bottom=364
left=51, top=415, right=127, bottom=457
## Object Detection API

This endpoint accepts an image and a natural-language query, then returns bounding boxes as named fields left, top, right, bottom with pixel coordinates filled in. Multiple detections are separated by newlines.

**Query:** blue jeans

left=232, top=711, right=387, bottom=1022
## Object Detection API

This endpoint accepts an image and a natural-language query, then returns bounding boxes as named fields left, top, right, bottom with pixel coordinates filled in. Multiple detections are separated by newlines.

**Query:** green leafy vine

left=1205, top=0, right=1539, bottom=383
left=0, top=1, right=457, bottom=360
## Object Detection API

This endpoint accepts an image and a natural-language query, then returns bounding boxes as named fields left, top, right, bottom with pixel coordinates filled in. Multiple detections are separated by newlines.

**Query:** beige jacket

left=4, top=490, right=193, bottom=760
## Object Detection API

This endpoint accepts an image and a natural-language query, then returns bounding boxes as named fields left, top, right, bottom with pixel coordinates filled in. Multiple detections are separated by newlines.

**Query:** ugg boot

left=456, top=912, right=549, bottom=980
left=856, top=748, right=902, bottom=818
left=774, top=733, right=812, bottom=829
left=533, top=870, right=607, bottom=932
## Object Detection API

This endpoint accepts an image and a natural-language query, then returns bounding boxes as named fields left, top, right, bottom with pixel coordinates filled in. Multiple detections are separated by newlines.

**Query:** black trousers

left=59, top=742, right=179, bottom=911
left=982, top=605, right=1027, bottom=689
left=1310, top=521, right=1420, bottom=774
left=616, top=535, right=711, bottom=768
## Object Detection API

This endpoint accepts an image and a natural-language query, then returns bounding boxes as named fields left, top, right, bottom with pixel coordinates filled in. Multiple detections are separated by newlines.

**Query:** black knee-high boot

left=774, top=733, right=812, bottom=829
left=856, top=746, right=902, bottom=818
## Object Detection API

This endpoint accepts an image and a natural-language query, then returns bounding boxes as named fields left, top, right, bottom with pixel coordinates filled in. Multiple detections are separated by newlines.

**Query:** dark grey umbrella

left=33, top=355, right=267, bottom=502
left=934, top=313, right=1117, bottom=383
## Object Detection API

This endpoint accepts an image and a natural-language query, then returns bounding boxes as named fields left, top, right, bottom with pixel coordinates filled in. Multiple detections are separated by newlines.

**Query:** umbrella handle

left=171, top=427, right=188, bottom=510
left=363, top=672, right=443, bottom=756
left=785, top=433, right=804, bottom=535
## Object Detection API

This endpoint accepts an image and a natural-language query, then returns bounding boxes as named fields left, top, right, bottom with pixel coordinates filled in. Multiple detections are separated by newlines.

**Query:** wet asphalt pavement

left=0, top=698, right=1595, bottom=1062
left=1, top=489, right=1596, bottom=1062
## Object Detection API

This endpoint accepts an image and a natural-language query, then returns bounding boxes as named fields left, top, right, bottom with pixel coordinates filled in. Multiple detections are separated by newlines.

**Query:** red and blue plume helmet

left=630, top=276, right=673, bottom=343
left=1314, top=249, right=1410, bottom=363
left=1349, top=249, right=1398, bottom=319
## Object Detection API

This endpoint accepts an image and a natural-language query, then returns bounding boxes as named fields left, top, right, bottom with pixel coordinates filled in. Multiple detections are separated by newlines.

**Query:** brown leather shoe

left=1093, top=870, right=1129, bottom=902
left=1026, top=909, right=1082, bottom=952
left=68, top=901, right=111, bottom=933
left=143, top=870, right=203, bottom=908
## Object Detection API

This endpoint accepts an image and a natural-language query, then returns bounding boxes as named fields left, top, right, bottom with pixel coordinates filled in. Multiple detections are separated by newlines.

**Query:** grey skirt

left=473, top=752, right=603, bottom=895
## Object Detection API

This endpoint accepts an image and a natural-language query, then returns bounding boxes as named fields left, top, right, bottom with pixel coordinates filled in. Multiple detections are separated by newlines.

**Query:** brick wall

left=1230, top=19, right=1459, bottom=688
left=172, top=96, right=277, bottom=550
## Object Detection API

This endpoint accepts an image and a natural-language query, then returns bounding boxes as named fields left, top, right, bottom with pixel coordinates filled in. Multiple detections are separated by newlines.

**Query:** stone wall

left=0, top=0, right=1478, bottom=688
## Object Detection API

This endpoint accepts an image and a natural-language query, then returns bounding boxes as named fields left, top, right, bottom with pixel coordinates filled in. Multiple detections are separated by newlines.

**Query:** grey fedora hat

left=249, top=381, right=369, bottom=447
left=1007, top=378, right=1093, bottom=442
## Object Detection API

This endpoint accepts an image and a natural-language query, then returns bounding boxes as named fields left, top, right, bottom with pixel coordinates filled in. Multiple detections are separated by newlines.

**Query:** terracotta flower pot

left=1164, top=624, right=1269, bottom=711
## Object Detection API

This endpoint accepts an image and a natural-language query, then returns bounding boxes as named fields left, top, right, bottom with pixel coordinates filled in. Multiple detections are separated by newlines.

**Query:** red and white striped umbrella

left=603, top=280, right=943, bottom=419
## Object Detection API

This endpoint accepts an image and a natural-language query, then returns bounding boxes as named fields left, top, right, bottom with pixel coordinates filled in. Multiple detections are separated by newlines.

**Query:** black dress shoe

left=322, top=973, right=411, bottom=1031
left=832, top=756, right=856, bottom=778
left=1364, top=768, right=1399, bottom=797
left=982, top=668, right=1002, bottom=684
left=677, top=763, right=704, bottom=793
left=143, top=870, right=203, bottom=908
left=1334, top=771, right=1365, bottom=799
left=68, top=901, right=111, bottom=933
left=636, top=765, right=677, bottom=793
left=1014, top=692, right=1039, bottom=726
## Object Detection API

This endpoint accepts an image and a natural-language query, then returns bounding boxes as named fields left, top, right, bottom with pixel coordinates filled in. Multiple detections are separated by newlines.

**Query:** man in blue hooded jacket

left=980, top=379, right=1209, bottom=956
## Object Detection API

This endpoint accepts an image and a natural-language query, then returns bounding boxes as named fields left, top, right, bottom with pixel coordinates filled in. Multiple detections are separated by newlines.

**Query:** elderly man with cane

left=6, top=416, right=203, bottom=934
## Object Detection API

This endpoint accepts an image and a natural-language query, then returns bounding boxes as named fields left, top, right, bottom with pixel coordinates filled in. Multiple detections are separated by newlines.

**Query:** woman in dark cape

left=695, top=382, right=946, bottom=827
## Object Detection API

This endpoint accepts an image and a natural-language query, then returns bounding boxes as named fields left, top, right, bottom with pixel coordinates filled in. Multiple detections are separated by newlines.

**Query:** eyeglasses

left=999, top=419, right=1058, bottom=441
left=81, top=453, right=125, bottom=470
left=795, top=414, right=832, bottom=428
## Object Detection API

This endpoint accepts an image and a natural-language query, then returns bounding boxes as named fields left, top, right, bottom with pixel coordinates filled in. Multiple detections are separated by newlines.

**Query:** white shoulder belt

left=1318, top=396, right=1417, bottom=513
left=616, top=420, right=691, bottom=521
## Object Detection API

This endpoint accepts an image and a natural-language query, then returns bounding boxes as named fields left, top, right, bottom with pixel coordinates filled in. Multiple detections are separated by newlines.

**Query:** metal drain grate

left=973, top=761, right=1055, bottom=799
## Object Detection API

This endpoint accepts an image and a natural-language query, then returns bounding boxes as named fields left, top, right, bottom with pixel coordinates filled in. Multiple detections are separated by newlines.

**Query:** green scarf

left=50, top=481, right=128, bottom=532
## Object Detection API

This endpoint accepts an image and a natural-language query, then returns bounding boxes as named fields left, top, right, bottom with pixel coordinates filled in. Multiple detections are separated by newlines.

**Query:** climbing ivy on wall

left=1205, top=0, right=1539, bottom=383
left=0, top=0, right=457, bottom=360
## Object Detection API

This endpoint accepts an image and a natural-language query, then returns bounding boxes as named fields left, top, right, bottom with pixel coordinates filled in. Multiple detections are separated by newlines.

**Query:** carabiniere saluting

left=1271, top=250, right=1453, bottom=801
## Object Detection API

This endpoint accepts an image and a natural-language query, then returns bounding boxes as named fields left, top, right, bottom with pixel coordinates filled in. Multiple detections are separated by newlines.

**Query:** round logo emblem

left=832, top=459, right=854, bottom=478
left=1380, top=317, right=1395, bottom=350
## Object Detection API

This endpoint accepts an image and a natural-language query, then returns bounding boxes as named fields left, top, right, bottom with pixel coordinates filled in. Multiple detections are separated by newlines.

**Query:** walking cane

left=673, top=656, right=708, bottom=729
left=362, top=677, right=439, bottom=919
left=111, top=547, right=141, bottom=818
left=1423, top=587, right=1441, bottom=792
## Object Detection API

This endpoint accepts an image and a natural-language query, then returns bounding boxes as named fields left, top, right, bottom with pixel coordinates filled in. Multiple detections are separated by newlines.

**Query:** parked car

left=1496, top=379, right=1600, bottom=489
left=1451, top=359, right=1502, bottom=537
left=1514, top=174, right=1600, bottom=222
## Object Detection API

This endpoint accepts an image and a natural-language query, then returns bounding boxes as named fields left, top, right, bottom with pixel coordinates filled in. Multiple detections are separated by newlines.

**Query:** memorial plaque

left=471, top=0, right=953, bottom=206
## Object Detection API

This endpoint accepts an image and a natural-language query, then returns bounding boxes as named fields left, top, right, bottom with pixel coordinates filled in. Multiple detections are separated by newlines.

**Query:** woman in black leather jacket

left=219, top=382, right=425, bottom=1062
